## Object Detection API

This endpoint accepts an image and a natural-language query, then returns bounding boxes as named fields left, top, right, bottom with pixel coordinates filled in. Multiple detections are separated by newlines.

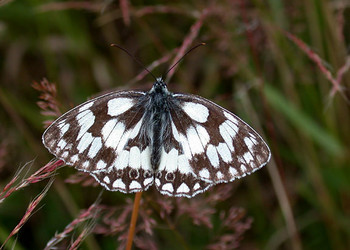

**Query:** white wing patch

left=195, top=124, right=210, bottom=147
left=113, top=150, right=129, bottom=170
left=77, top=110, right=95, bottom=140
left=129, top=146, right=141, bottom=169
left=96, top=160, right=107, bottom=170
left=88, top=137, right=102, bottom=158
left=77, top=133, right=94, bottom=153
left=60, top=123, right=70, bottom=136
left=107, top=98, right=134, bottom=116
left=105, top=121, right=125, bottom=149
left=177, top=183, right=190, bottom=193
left=182, top=102, right=209, bottom=123
left=186, top=126, right=205, bottom=155
left=79, top=102, right=94, bottom=112
left=216, top=143, right=232, bottom=163
left=206, top=144, right=219, bottom=168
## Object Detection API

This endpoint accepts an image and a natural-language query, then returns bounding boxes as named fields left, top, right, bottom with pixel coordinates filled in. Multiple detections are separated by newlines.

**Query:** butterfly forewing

left=42, top=91, right=156, bottom=193
left=154, top=93, right=270, bottom=197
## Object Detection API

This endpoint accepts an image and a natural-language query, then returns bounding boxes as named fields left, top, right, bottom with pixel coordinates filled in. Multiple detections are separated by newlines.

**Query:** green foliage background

left=0, top=0, right=349, bottom=249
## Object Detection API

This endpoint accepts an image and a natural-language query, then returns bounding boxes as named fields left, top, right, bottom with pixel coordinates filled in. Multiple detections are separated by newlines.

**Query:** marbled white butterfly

left=43, top=66, right=271, bottom=198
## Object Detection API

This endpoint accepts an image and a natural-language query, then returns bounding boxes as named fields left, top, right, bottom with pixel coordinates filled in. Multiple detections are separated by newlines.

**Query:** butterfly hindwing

left=155, top=168, right=213, bottom=197
left=90, top=125, right=155, bottom=193
left=90, top=164, right=153, bottom=194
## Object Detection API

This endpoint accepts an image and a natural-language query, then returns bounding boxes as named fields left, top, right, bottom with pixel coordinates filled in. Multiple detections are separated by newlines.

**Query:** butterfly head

left=150, top=77, right=169, bottom=94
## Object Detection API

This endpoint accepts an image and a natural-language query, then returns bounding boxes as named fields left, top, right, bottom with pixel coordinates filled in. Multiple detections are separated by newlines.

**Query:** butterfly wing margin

left=42, top=90, right=154, bottom=193
left=154, top=93, right=271, bottom=196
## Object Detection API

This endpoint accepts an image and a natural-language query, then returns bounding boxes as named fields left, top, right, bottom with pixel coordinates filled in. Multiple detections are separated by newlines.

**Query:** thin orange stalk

left=126, top=192, right=142, bottom=250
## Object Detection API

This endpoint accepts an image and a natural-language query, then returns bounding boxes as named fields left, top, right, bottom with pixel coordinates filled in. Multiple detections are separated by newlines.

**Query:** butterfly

left=42, top=75, right=271, bottom=198
left=42, top=43, right=271, bottom=199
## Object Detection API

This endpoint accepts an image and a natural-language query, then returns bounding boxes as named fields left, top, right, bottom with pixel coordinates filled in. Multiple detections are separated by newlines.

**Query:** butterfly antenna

left=163, top=43, right=206, bottom=79
left=110, top=44, right=158, bottom=81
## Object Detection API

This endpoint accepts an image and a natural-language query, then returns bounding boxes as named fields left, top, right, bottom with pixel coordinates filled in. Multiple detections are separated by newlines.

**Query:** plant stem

left=126, top=192, right=142, bottom=250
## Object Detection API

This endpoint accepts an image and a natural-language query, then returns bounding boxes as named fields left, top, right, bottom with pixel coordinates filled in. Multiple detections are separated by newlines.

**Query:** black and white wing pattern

left=43, top=91, right=155, bottom=193
left=43, top=78, right=271, bottom=198
left=154, top=93, right=270, bottom=197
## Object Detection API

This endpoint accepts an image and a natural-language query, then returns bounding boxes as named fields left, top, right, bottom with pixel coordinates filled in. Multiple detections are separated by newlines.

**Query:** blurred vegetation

left=0, top=0, right=349, bottom=249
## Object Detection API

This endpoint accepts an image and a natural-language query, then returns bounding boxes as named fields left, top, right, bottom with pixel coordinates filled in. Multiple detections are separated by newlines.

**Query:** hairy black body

left=139, top=78, right=175, bottom=169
